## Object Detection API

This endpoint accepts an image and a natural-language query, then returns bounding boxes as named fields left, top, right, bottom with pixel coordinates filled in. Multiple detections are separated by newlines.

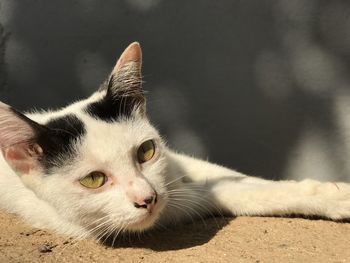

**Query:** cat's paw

left=317, top=182, right=350, bottom=220
left=300, top=180, right=350, bottom=220
left=323, top=200, right=350, bottom=220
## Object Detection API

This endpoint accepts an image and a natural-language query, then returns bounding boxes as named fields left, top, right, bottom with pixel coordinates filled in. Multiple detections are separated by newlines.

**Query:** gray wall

left=1, top=0, right=350, bottom=182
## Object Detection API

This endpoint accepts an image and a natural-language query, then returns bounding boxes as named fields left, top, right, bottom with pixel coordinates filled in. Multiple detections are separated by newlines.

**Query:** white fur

left=1, top=47, right=350, bottom=240
left=159, top=152, right=350, bottom=225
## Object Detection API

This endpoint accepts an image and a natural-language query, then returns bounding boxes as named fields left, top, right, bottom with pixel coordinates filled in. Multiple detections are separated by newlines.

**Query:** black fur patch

left=37, top=114, right=86, bottom=172
left=85, top=92, right=139, bottom=122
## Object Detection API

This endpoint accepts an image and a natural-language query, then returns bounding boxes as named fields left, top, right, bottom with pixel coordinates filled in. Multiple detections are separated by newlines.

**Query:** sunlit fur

left=1, top=43, right=350, bottom=242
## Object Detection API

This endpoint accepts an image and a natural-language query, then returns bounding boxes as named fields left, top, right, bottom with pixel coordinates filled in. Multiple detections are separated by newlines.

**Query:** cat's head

left=0, top=43, right=170, bottom=236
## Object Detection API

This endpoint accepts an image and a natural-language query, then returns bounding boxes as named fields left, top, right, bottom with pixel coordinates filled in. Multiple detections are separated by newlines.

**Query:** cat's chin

left=126, top=213, right=159, bottom=232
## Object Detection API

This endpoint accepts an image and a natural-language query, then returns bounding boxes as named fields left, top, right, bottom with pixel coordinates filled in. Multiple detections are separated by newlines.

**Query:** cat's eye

left=137, top=140, right=156, bottom=163
left=79, top=171, right=107, bottom=189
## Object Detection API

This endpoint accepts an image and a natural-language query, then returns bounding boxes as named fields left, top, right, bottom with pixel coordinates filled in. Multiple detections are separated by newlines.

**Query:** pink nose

left=133, top=192, right=158, bottom=211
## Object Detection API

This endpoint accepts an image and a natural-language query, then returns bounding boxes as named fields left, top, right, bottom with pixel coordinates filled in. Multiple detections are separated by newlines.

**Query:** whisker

left=166, top=203, right=197, bottom=225
left=168, top=198, right=209, bottom=227
left=163, top=175, right=187, bottom=188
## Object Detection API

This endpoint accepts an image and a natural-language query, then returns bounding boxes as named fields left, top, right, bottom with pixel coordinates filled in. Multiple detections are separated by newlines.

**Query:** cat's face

left=35, top=115, right=169, bottom=235
left=0, top=43, right=169, bottom=236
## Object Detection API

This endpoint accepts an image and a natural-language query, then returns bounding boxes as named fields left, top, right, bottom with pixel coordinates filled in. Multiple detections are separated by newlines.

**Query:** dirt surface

left=0, top=211, right=349, bottom=263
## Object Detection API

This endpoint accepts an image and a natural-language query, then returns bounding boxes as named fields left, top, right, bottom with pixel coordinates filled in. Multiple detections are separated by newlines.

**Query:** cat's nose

left=133, top=192, right=158, bottom=211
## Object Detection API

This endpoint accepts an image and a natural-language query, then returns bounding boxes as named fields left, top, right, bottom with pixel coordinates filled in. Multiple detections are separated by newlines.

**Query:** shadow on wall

left=1, top=0, right=350, bottom=182
left=0, top=23, right=9, bottom=96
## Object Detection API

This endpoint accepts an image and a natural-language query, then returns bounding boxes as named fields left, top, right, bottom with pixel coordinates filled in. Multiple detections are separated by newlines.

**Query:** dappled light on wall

left=148, top=83, right=208, bottom=159
left=126, top=0, right=162, bottom=12
left=1, top=0, right=350, bottom=182
left=75, top=51, right=109, bottom=95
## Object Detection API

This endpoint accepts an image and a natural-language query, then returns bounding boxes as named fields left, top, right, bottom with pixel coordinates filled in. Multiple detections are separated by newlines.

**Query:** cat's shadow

left=102, top=217, right=231, bottom=251
left=102, top=215, right=350, bottom=251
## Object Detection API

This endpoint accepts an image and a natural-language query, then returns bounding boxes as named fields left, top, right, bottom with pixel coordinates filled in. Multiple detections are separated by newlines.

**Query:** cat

left=0, top=42, right=349, bottom=240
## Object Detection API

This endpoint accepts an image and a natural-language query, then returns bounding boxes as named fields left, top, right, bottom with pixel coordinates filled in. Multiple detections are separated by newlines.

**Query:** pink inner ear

left=114, top=42, right=142, bottom=72
left=3, top=144, right=42, bottom=175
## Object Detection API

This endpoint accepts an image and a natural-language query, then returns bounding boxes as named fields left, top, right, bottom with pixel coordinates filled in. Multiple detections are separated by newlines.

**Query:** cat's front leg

left=165, top=151, right=350, bottom=220
left=209, top=177, right=350, bottom=220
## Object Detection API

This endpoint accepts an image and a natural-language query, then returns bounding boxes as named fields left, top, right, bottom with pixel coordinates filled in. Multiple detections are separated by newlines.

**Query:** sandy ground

left=0, top=211, right=349, bottom=263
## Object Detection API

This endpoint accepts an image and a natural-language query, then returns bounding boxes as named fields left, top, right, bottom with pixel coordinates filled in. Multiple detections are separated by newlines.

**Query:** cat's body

left=0, top=43, right=350, bottom=240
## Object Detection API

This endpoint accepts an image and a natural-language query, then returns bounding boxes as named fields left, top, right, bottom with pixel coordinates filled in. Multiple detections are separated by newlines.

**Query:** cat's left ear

left=0, top=102, right=44, bottom=174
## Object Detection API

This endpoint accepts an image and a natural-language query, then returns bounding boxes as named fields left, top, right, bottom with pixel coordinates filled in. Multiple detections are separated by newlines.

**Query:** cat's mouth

left=126, top=198, right=167, bottom=232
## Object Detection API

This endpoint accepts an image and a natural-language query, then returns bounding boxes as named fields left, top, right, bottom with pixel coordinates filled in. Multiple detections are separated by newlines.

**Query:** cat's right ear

left=89, top=42, right=146, bottom=120
left=107, top=42, right=144, bottom=112
left=0, top=102, right=44, bottom=174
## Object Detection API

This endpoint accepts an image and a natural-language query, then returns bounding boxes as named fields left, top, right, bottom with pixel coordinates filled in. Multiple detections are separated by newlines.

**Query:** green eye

left=137, top=140, right=156, bottom=163
left=79, top=171, right=107, bottom=189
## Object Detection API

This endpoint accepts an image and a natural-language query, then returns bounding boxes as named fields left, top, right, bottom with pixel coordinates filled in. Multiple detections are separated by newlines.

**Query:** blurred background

left=1, top=0, right=350, bottom=182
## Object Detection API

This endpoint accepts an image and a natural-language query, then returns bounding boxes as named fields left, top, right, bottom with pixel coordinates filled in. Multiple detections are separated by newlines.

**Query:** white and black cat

left=0, top=42, right=349, bottom=239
